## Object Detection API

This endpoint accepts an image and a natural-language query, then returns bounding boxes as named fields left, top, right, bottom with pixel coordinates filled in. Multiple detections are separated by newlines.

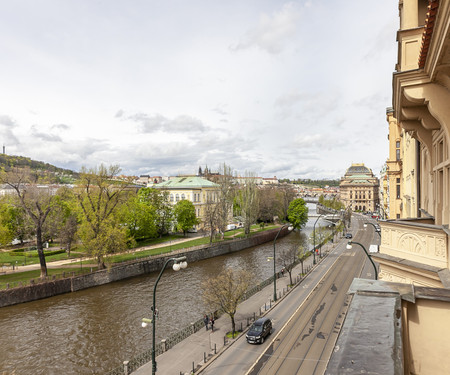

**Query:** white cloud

left=231, top=2, right=302, bottom=54
left=0, top=0, right=398, bottom=179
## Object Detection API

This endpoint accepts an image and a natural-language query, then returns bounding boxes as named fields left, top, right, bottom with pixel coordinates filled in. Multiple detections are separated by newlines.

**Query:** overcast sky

left=0, top=0, right=398, bottom=179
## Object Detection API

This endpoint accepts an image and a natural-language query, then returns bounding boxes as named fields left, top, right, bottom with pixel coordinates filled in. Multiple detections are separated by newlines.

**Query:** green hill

left=0, top=154, right=77, bottom=183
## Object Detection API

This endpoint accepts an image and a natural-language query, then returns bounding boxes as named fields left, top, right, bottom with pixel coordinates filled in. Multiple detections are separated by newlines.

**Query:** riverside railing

left=106, top=247, right=330, bottom=375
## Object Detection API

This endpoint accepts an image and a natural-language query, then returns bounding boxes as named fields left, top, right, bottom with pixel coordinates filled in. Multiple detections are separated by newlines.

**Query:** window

left=181, top=194, right=185, bottom=200
left=176, top=194, right=180, bottom=202
left=396, top=140, right=401, bottom=161
left=396, top=184, right=401, bottom=199
left=170, top=194, right=174, bottom=202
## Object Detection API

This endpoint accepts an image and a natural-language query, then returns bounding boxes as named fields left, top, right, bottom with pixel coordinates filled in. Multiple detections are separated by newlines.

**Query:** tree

left=120, top=194, right=158, bottom=241
left=203, top=190, right=221, bottom=243
left=75, top=164, right=132, bottom=269
left=277, top=243, right=298, bottom=286
left=52, top=186, right=79, bottom=256
left=0, top=197, right=16, bottom=246
left=235, top=173, right=259, bottom=236
left=138, top=188, right=173, bottom=238
left=277, top=185, right=297, bottom=221
left=174, top=199, right=199, bottom=236
left=297, top=244, right=310, bottom=275
left=213, top=163, right=236, bottom=235
left=202, top=268, right=253, bottom=336
left=287, top=198, right=309, bottom=230
left=309, top=225, right=331, bottom=255
left=0, top=168, right=56, bottom=277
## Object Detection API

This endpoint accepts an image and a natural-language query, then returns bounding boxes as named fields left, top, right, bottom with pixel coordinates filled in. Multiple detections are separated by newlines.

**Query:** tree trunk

left=35, top=225, right=48, bottom=278
left=230, top=315, right=236, bottom=337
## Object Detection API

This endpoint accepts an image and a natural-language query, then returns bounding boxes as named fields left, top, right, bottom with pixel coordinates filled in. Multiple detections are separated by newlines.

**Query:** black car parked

left=246, top=317, right=272, bottom=344
left=345, top=233, right=353, bottom=239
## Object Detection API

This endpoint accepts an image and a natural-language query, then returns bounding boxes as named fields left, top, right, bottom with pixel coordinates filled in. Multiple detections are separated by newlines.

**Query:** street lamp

left=143, top=256, right=188, bottom=375
left=273, top=224, right=293, bottom=302
left=364, top=222, right=381, bottom=237
left=346, top=241, right=378, bottom=280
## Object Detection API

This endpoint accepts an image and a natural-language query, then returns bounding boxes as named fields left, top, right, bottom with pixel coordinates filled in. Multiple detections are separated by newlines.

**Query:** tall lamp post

left=273, top=224, right=293, bottom=301
left=364, top=222, right=381, bottom=237
left=142, top=256, right=188, bottom=375
left=346, top=241, right=378, bottom=280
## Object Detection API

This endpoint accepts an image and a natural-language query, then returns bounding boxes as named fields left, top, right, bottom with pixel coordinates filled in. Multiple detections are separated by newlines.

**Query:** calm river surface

left=0, top=205, right=324, bottom=374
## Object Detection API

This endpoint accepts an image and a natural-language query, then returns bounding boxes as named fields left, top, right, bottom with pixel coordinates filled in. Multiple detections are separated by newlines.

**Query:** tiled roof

left=419, top=0, right=439, bottom=69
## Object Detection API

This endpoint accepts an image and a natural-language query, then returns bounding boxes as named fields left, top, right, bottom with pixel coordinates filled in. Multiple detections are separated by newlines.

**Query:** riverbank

left=0, top=227, right=292, bottom=308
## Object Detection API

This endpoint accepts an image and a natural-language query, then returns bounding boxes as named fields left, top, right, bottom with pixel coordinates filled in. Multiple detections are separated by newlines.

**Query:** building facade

left=339, top=163, right=379, bottom=213
left=153, top=176, right=220, bottom=230
left=375, top=0, right=450, bottom=290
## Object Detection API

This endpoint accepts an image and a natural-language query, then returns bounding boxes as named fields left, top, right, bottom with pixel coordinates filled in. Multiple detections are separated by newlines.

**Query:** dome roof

left=344, top=163, right=373, bottom=177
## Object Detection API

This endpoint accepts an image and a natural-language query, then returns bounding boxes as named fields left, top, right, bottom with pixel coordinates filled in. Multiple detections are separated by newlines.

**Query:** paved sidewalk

left=132, top=236, right=344, bottom=375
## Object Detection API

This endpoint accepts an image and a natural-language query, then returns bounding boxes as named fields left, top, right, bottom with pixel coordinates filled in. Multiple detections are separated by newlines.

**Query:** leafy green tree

left=174, top=199, right=199, bottom=236
left=120, top=194, right=158, bottom=241
left=138, top=188, right=173, bottom=237
left=0, top=197, right=16, bottom=246
left=75, top=164, right=132, bottom=269
left=287, top=198, right=309, bottom=230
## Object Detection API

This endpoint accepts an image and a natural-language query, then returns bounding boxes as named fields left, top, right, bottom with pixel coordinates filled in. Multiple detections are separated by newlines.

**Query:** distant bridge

left=302, top=197, right=319, bottom=203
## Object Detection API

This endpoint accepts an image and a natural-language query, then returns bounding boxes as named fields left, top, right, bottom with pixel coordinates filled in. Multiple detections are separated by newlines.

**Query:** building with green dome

left=340, top=163, right=380, bottom=212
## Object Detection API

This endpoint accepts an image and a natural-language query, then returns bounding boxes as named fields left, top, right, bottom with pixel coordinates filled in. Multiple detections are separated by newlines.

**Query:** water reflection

left=0, top=205, right=325, bottom=374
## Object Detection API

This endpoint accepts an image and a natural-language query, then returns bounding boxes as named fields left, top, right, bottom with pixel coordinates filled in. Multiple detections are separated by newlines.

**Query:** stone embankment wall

left=0, top=227, right=290, bottom=308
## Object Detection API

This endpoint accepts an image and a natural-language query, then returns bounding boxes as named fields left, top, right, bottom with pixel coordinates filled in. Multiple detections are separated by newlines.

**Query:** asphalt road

left=199, top=215, right=378, bottom=375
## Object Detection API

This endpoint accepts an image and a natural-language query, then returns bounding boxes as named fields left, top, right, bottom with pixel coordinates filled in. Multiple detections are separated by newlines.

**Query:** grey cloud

left=0, top=115, right=19, bottom=143
left=127, top=113, right=209, bottom=133
left=212, top=105, right=228, bottom=116
left=274, top=91, right=307, bottom=108
left=31, top=125, right=62, bottom=142
left=0, top=115, right=17, bottom=128
left=51, top=123, right=70, bottom=131
left=115, top=110, right=124, bottom=118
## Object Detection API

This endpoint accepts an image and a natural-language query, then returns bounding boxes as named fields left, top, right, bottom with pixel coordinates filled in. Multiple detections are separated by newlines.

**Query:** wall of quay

left=0, top=227, right=290, bottom=308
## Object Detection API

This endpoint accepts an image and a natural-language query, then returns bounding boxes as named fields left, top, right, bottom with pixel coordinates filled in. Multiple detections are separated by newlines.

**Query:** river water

left=0, top=205, right=325, bottom=374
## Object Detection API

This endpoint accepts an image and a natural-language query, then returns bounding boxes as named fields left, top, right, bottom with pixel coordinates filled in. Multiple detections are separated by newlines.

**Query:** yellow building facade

left=153, top=176, right=220, bottom=230
left=339, top=163, right=379, bottom=213
left=375, top=0, right=450, bottom=290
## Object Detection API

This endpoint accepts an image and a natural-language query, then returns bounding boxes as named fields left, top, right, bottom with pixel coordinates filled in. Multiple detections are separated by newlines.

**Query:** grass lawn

left=0, top=225, right=281, bottom=286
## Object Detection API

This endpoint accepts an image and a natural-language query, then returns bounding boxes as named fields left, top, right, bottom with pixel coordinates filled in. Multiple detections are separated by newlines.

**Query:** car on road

left=246, top=317, right=272, bottom=344
left=345, top=233, right=353, bottom=239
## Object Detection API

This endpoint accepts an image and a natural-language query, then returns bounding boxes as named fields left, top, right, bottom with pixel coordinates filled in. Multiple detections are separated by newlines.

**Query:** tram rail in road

left=199, top=215, right=375, bottom=375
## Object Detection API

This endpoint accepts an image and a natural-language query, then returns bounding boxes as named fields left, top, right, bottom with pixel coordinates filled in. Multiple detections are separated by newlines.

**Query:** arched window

left=176, top=194, right=180, bottom=202
left=170, top=194, right=174, bottom=202
left=181, top=193, right=186, bottom=200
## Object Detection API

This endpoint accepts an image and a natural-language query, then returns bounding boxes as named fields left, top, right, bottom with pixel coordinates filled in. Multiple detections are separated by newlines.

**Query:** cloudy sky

left=0, top=0, right=398, bottom=179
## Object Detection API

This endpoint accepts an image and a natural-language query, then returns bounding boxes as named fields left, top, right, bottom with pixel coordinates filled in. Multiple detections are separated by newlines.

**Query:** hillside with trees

left=0, top=154, right=77, bottom=183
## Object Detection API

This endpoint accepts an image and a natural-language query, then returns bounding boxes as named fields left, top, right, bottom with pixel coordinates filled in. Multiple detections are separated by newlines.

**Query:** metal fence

left=105, top=257, right=320, bottom=375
